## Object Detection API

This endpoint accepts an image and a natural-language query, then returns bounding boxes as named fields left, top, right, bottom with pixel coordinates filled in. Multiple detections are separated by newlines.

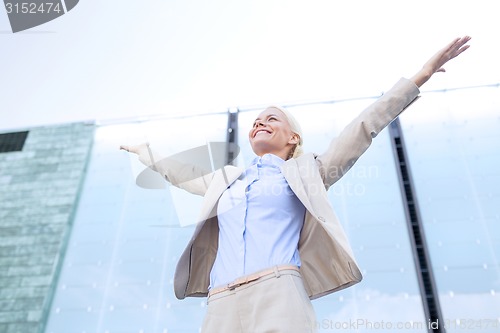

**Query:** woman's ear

left=288, top=133, right=300, bottom=145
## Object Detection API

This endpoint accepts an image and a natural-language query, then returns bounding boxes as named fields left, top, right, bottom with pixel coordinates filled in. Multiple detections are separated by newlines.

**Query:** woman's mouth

left=254, top=129, right=271, bottom=137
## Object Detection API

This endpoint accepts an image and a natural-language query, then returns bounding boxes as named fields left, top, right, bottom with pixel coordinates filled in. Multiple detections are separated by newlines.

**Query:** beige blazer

left=139, top=78, right=420, bottom=300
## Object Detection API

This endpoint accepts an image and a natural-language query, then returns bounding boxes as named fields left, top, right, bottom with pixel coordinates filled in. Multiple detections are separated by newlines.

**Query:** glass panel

left=400, top=86, right=500, bottom=333
left=44, top=114, right=227, bottom=333
left=238, top=101, right=426, bottom=332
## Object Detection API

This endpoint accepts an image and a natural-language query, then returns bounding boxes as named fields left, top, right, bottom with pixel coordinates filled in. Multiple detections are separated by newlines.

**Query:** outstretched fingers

left=119, top=145, right=130, bottom=152
left=119, top=142, right=149, bottom=155
left=432, top=36, right=471, bottom=73
left=411, top=35, right=471, bottom=87
left=449, top=36, right=471, bottom=59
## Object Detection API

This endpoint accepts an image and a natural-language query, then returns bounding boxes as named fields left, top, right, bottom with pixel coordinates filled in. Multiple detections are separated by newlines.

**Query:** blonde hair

left=266, top=105, right=303, bottom=159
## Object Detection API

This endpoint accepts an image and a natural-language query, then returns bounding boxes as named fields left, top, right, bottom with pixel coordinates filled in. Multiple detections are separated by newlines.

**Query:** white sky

left=0, top=0, right=499, bottom=131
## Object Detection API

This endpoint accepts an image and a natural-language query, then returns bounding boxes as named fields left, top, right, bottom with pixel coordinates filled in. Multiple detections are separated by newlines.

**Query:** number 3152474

left=5, top=2, right=62, bottom=14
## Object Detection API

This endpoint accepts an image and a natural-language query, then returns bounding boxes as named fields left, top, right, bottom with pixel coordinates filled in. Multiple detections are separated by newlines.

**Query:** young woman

left=121, top=36, right=471, bottom=333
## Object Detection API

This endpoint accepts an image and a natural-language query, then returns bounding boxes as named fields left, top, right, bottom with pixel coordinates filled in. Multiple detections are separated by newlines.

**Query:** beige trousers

left=202, top=268, right=317, bottom=333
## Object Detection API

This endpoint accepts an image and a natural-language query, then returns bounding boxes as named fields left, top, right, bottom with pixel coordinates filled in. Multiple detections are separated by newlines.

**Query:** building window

left=0, top=131, right=29, bottom=153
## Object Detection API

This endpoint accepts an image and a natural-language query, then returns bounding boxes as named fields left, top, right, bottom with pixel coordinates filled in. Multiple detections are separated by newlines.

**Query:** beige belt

left=208, top=264, right=300, bottom=298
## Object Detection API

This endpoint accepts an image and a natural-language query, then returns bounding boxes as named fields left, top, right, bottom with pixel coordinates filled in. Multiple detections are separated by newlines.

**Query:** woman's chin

left=251, top=139, right=272, bottom=152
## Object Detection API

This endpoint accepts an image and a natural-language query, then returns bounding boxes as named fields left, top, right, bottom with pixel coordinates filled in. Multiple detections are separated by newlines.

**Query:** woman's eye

left=268, top=117, right=277, bottom=121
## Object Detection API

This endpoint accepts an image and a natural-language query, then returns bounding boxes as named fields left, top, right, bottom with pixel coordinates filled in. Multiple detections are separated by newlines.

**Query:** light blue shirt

left=209, top=153, right=306, bottom=289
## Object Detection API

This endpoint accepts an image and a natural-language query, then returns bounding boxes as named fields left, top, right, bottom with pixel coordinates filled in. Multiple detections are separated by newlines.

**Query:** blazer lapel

left=281, top=158, right=316, bottom=216
left=196, top=165, right=244, bottom=222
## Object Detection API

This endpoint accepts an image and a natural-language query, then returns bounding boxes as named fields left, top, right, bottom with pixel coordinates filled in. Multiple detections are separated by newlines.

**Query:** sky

left=0, top=0, right=499, bottom=131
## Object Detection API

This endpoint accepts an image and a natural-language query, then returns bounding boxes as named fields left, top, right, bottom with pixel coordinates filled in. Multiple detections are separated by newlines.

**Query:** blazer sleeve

left=316, top=77, right=420, bottom=189
left=136, top=144, right=214, bottom=196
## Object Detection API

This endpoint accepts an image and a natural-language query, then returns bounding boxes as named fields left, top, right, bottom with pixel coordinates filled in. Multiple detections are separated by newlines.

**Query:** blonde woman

left=121, top=36, right=471, bottom=333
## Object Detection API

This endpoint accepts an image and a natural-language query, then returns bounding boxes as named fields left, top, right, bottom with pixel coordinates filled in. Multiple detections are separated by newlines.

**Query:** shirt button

left=317, top=216, right=326, bottom=222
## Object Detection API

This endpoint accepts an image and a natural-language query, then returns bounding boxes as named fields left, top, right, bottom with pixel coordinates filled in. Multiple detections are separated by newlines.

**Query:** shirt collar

left=250, top=153, right=285, bottom=168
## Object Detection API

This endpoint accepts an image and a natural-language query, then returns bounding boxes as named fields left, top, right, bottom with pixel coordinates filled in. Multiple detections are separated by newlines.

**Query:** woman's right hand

left=119, top=142, right=149, bottom=155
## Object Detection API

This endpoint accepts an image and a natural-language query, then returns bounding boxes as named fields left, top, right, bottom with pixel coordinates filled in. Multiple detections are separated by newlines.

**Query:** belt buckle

left=227, top=281, right=242, bottom=290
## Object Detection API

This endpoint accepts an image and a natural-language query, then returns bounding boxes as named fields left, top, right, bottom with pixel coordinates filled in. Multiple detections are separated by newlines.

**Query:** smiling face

left=248, top=107, right=300, bottom=160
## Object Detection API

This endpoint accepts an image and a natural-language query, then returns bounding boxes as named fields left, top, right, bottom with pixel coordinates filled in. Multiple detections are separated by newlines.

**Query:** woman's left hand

left=411, top=36, right=471, bottom=87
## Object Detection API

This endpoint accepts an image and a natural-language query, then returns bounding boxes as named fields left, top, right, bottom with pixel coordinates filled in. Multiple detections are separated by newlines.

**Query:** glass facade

left=400, top=86, right=500, bottom=332
left=45, top=86, right=500, bottom=333
left=44, top=114, right=228, bottom=333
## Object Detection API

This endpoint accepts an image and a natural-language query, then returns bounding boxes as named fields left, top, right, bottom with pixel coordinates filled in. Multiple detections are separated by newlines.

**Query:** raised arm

left=317, top=36, right=471, bottom=188
left=120, top=143, right=214, bottom=196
